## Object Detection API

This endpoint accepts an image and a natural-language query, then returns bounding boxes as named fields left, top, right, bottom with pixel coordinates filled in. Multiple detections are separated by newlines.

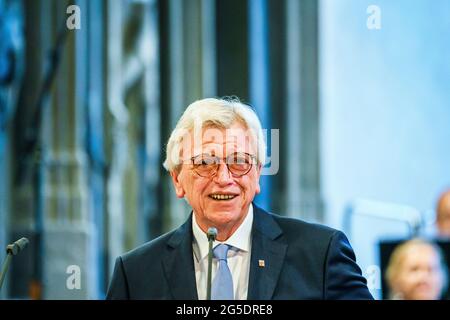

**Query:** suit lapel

left=162, top=214, right=199, bottom=299
left=247, top=204, right=287, bottom=300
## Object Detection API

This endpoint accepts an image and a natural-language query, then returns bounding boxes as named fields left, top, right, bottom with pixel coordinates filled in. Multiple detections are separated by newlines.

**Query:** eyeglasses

left=189, top=152, right=257, bottom=178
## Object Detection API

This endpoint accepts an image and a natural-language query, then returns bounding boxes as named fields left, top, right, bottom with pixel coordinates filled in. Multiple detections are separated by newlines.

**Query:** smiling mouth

left=209, top=194, right=237, bottom=201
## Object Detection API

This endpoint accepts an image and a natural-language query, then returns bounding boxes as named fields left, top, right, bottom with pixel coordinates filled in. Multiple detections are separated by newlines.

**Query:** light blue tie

left=211, top=244, right=234, bottom=300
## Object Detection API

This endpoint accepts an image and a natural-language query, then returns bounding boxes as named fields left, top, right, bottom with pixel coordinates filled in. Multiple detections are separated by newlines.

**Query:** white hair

left=163, top=97, right=266, bottom=172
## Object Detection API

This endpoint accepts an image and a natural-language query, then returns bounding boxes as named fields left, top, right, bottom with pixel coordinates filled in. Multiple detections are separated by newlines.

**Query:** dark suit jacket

left=106, top=204, right=373, bottom=300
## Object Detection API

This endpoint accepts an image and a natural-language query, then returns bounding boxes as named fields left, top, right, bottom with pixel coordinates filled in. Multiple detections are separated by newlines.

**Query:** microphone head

left=207, top=227, right=218, bottom=241
left=15, top=238, right=29, bottom=251
left=6, top=237, right=29, bottom=256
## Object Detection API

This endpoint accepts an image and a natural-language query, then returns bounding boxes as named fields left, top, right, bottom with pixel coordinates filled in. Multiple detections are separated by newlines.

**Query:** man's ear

left=170, top=170, right=185, bottom=198
left=255, top=163, right=262, bottom=195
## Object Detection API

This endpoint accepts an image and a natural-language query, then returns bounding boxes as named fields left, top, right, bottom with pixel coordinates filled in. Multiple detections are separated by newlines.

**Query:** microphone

left=0, top=237, right=30, bottom=291
left=206, top=227, right=217, bottom=300
left=6, top=238, right=29, bottom=256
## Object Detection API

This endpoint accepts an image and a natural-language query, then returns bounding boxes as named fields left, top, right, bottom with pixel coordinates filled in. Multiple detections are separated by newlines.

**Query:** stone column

left=160, top=0, right=218, bottom=232
left=104, top=0, right=128, bottom=278
left=285, top=0, right=323, bottom=222
left=39, top=0, right=94, bottom=299
left=8, top=0, right=96, bottom=299
left=0, top=0, right=25, bottom=299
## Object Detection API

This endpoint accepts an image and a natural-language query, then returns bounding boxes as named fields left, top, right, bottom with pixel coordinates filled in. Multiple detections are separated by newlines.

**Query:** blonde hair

left=163, top=97, right=266, bottom=171
left=385, top=238, right=448, bottom=298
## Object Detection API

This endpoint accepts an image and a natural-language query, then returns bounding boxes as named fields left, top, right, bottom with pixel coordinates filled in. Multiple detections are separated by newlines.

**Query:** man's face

left=394, top=245, right=444, bottom=300
left=170, top=122, right=261, bottom=238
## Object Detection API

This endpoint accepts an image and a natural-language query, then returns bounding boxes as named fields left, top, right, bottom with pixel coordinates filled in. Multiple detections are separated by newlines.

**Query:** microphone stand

left=206, top=227, right=217, bottom=300
left=0, top=253, right=13, bottom=291
left=0, top=238, right=29, bottom=291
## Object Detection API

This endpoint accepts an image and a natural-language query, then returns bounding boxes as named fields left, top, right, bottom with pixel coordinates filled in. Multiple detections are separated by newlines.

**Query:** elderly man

left=106, top=98, right=373, bottom=300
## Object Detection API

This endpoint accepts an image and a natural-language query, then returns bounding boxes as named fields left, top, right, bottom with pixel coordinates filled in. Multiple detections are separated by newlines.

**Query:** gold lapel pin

left=258, top=259, right=265, bottom=268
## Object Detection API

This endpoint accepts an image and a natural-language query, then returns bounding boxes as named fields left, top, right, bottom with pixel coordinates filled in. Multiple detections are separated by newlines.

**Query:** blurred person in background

left=385, top=238, right=448, bottom=300
left=436, top=190, right=450, bottom=238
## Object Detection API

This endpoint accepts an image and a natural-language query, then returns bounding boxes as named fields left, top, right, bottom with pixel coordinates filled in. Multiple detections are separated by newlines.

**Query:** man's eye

left=233, top=157, right=247, bottom=164
left=194, top=157, right=216, bottom=165
left=228, top=154, right=250, bottom=164
left=201, top=159, right=213, bottom=165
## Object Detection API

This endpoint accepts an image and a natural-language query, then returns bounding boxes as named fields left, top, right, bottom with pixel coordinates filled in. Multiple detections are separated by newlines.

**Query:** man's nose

left=214, top=163, right=233, bottom=184
left=417, top=268, right=431, bottom=280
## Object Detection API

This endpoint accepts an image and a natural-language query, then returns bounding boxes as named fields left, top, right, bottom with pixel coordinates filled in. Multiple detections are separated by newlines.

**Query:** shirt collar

left=192, top=204, right=254, bottom=261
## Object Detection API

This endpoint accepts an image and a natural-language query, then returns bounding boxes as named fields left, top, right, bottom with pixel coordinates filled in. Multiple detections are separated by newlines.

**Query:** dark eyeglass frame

left=189, top=152, right=257, bottom=178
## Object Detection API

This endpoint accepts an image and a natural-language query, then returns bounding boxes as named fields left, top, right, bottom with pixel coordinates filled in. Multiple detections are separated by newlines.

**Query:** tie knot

left=213, top=244, right=230, bottom=261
